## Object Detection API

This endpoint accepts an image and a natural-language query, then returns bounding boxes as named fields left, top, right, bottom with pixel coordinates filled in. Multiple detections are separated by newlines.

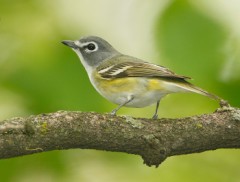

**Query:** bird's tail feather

left=182, top=82, right=221, bottom=101
left=161, top=78, right=221, bottom=101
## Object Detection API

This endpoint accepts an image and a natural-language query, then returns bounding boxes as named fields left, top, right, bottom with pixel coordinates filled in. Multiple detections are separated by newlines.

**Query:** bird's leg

left=152, top=100, right=160, bottom=119
left=111, top=96, right=134, bottom=116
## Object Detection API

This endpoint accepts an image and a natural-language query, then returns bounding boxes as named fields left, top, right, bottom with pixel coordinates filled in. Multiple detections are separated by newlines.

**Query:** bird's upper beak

left=61, top=40, right=78, bottom=49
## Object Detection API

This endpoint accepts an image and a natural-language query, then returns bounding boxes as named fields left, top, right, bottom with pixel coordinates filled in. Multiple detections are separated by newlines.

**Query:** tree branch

left=0, top=104, right=240, bottom=167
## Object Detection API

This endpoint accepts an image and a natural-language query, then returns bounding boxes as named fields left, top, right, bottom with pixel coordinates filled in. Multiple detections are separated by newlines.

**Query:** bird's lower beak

left=61, top=40, right=78, bottom=49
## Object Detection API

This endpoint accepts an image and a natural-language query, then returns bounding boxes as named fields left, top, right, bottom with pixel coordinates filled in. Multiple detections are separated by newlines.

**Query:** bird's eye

left=87, top=43, right=96, bottom=51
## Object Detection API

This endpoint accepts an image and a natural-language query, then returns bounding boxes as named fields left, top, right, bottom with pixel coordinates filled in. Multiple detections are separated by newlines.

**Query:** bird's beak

left=61, top=40, right=78, bottom=49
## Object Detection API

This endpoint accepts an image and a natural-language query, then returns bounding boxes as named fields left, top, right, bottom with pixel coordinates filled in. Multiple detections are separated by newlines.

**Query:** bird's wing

left=96, top=55, right=191, bottom=80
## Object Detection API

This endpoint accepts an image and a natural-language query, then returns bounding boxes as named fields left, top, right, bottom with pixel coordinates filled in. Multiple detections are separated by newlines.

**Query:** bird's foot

left=110, top=109, right=117, bottom=116
left=152, top=114, right=158, bottom=119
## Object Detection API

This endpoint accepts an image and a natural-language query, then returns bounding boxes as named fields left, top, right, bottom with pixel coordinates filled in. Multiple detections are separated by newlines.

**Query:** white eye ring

left=82, top=41, right=98, bottom=53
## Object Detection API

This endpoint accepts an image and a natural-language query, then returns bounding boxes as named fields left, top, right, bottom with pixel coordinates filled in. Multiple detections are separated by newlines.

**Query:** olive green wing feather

left=96, top=55, right=221, bottom=101
left=97, top=55, right=190, bottom=80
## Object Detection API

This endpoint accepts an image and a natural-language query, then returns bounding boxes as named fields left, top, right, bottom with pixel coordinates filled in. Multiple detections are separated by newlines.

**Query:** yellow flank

left=100, top=78, right=139, bottom=92
left=94, top=72, right=139, bottom=93
left=147, top=79, right=164, bottom=90
left=93, top=71, right=166, bottom=93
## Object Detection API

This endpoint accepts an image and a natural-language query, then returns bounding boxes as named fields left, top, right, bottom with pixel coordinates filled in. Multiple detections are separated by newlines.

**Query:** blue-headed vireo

left=62, top=36, right=220, bottom=119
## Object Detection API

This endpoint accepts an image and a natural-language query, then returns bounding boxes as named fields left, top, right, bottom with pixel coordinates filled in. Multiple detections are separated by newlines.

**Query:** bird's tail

left=182, top=82, right=221, bottom=101
left=161, top=78, right=222, bottom=102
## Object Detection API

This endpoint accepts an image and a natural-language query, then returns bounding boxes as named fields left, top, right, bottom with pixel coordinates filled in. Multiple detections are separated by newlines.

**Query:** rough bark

left=0, top=103, right=240, bottom=167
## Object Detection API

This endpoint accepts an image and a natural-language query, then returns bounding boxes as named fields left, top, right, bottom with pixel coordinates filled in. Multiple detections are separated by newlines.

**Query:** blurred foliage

left=0, top=0, right=240, bottom=182
left=155, top=0, right=240, bottom=109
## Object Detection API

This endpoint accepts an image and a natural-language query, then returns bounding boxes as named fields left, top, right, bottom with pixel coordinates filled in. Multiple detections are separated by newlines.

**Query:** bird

left=62, top=36, right=220, bottom=119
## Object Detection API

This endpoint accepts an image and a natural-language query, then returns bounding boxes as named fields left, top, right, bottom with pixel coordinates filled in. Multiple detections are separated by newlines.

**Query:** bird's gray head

left=62, top=36, right=120, bottom=71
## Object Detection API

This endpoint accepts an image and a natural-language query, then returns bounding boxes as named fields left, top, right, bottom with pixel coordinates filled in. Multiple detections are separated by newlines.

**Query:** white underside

left=113, top=90, right=167, bottom=108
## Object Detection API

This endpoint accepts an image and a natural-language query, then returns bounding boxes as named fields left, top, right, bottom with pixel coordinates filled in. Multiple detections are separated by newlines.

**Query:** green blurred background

left=1, top=0, right=240, bottom=181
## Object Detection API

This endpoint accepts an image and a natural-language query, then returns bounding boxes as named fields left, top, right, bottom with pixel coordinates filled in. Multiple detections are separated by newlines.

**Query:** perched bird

left=62, top=36, right=220, bottom=119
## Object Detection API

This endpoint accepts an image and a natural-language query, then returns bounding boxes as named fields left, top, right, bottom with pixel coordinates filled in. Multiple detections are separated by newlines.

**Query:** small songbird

left=62, top=36, right=220, bottom=119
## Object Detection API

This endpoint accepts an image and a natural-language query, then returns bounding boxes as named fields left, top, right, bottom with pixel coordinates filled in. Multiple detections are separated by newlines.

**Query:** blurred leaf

left=154, top=0, right=240, bottom=111
left=155, top=0, right=226, bottom=84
